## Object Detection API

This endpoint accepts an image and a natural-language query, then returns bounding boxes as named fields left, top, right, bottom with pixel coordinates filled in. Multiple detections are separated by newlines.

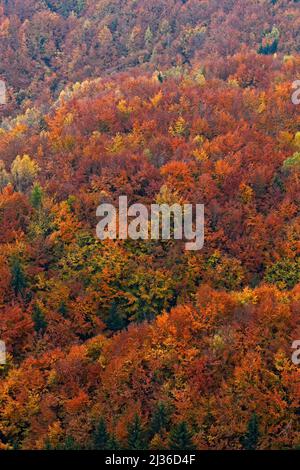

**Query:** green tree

left=10, top=257, right=27, bottom=296
left=157, top=71, right=164, bottom=83
left=149, top=402, right=170, bottom=438
left=106, top=301, right=126, bottom=331
left=30, top=183, right=43, bottom=209
left=127, top=414, right=145, bottom=450
left=168, top=421, right=195, bottom=450
left=58, top=301, right=68, bottom=317
left=0, top=160, right=9, bottom=191
left=60, top=435, right=81, bottom=450
left=283, top=152, right=300, bottom=170
left=242, top=413, right=260, bottom=450
left=32, top=304, right=48, bottom=335
left=45, top=0, right=85, bottom=18
left=265, top=258, right=300, bottom=289
left=107, top=433, right=120, bottom=450
left=258, top=26, right=280, bottom=55
left=144, top=26, right=153, bottom=50
left=93, top=417, right=110, bottom=450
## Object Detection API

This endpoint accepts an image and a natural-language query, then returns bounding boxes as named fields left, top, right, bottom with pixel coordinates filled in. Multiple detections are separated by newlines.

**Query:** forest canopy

left=0, top=0, right=299, bottom=451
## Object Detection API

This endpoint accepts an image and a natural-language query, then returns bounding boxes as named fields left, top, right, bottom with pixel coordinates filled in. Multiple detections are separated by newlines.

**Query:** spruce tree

left=127, top=414, right=145, bottom=450
left=32, top=304, right=47, bottom=334
left=106, top=301, right=125, bottom=331
left=58, top=301, right=68, bottom=317
left=242, top=413, right=260, bottom=450
left=10, top=257, right=26, bottom=296
left=61, top=435, right=80, bottom=450
left=93, top=417, right=110, bottom=450
left=44, top=438, right=52, bottom=450
left=157, top=71, right=164, bottom=83
left=107, top=433, right=120, bottom=450
left=30, top=183, right=43, bottom=209
left=149, top=402, right=169, bottom=438
left=168, top=421, right=195, bottom=450
left=144, top=26, right=153, bottom=50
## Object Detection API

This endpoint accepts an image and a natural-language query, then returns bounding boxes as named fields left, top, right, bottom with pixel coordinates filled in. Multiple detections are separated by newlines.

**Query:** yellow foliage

left=64, top=112, right=74, bottom=126
left=257, top=92, right=266, bottom=114
left=193, top=148, right=208, bottom=161
left=117, top=99, right=133, bottom=115
left=294, top=131, right=300, bottom=149
left=169, top=116, right=187, bottom=137
left=195, top=72, right=206, bottom=86
left=47, top=421, right=63, bottom=449
left=235, top=287, right=258, bottom=305
left=150, top=90, right=163, bottom=108
left=11, top=154, right=40, bottom=192
left=227, top=77, right=239, bottom=87
left=239, top=182, right=253, bottom=204
left=107, top=133, right=124, bottom=153
left=193, top=134, right=205, bottom=145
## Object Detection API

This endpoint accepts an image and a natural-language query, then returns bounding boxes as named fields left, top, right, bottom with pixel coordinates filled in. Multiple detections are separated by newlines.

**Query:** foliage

left=0, top=0, right=299, bottom=452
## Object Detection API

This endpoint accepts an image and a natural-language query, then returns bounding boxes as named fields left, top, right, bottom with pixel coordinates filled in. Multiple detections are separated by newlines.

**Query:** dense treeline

left=0, top=0, right=299, bottom=451
left=1, top=286, right=299, bottom=450
left=0, top=54, right=299, bottom=448
left=0, top=0, right=300, bottom=115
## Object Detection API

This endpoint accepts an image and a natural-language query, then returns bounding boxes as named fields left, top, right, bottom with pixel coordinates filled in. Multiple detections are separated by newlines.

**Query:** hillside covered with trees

left=0, top=0, right=299, bottom=450
left=1, top=0, right=300, bottom=115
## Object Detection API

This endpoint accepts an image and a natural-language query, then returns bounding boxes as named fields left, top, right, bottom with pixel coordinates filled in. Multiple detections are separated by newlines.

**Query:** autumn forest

left=0, top=0, right=299, bottom=451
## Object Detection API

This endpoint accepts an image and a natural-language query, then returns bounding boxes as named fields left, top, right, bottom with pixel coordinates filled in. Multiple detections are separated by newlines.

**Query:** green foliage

left=283, top=152, right=300, bottom=170
left=10, top=257, right=27, bottom=296
left=93, top=417, right=110, bottom=450
left=157, top=71, right=164, bottom=83
left=149, top=402, right=170, bottom=438
left=168, top=421, right=195, bottom=450
left=58, top=301, right=68, bottom=317
left=107, top=433, right=120, bottom=450
left=258, top=26, right=280, bottom=55
left=46, top=435, right=81, bottom=450
left=106, top=301, right=126, bottom=331
left=60, top=435, right=81, bottom=450
left=0, top=160, right=9, bottom=191
left=127, top=414, right=145, bottom=450
left=125, top=269, right=175, bottom=323
left=44, top=0, right=85, bottom=18
left=242, top=413, right=260, bottom=450
left=32, top=305, right=47, bottom=334
left=145, top=26, right=153, bottom=49
left=30, top=183, right=43, bottom=209
left=265, top=258, right=300, bottom=289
